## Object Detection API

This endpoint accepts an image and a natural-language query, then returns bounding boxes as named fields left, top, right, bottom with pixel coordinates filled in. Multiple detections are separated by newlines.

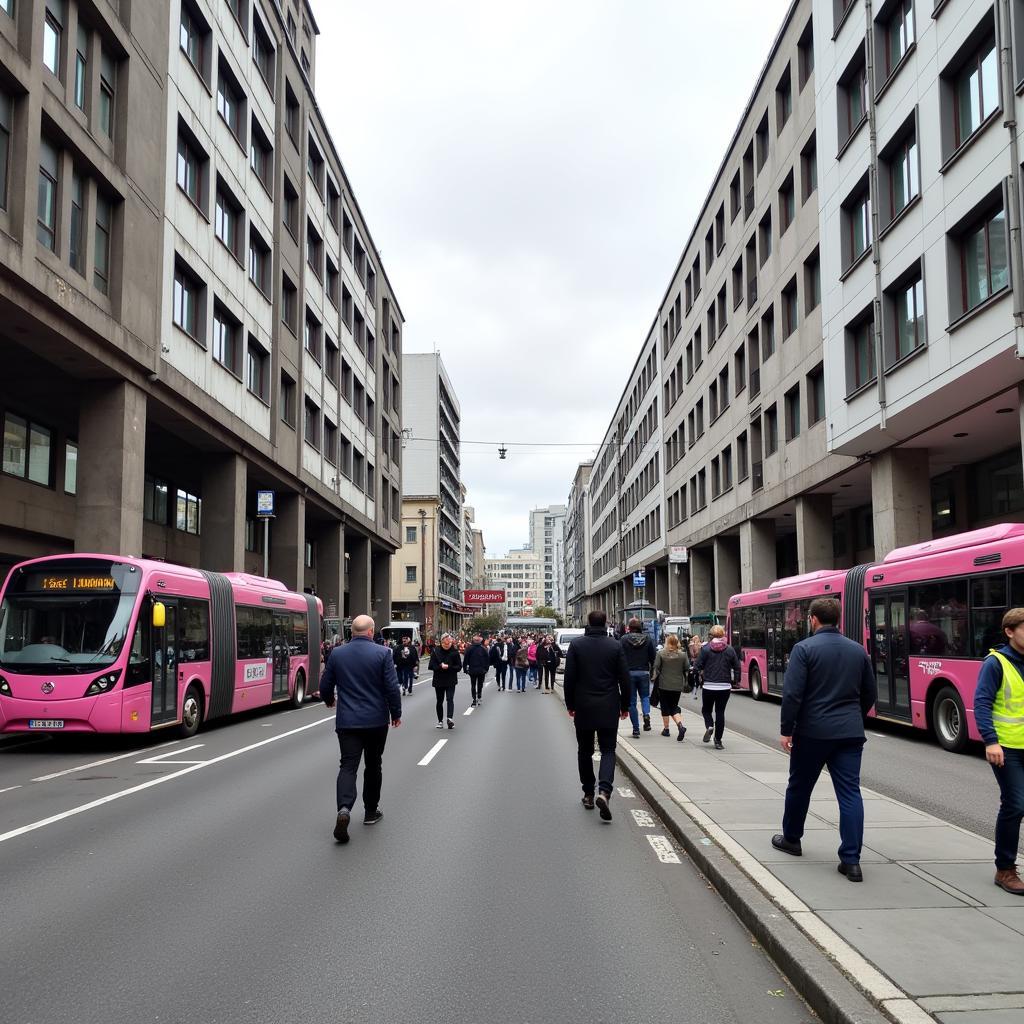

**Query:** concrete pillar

left=671, top=563, right=690, bottom=615
left=318, top=521, right=345, bottom=621
left=713, top=536, right=741, bottom=608
left=75, top=381, right=146, bottom=555
left=270, top=493, right=304, bottom=591
left=347, top=532, right=371, bottom=618
left=371, top=547, right=392, bottom=626
left=740, top=518, right=776, bottom=592
left=796, top=494, right=833, bottom=574
left=200, top=454, right=246, bottom=572
left=689, top=547, right=713, bottom=613
left=871, top=448, right=931, bottom=557
left=653, top=564, right=669, bottom=612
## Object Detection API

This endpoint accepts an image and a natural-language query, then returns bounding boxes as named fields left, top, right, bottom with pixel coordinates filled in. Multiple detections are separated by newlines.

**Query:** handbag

left=650, top=681, right=661, bottom=707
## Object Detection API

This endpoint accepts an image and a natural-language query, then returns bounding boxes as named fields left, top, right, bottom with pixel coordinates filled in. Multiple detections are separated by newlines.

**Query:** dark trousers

left=542, top=664, right=556, bottom=688
left=434, top=683, right=456, bottom=721
left=495, top=664, right=508, bottom=687
left=782, top=735, right=865, bottom=864
left=336, top=727, right=388, bottom=813
left=397, top=667, right=415, bottom=691
left=992, top=746, right=1024, bottom=869
left=469, top=673, right=485, bottom=700
left=701, top=689, right=731, bottom=741
left=575, top=722, right=617, bottom=796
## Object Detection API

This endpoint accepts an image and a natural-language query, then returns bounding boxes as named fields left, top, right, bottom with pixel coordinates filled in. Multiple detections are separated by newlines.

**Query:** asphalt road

left=0, top=674, right=815, bottom=1024
left=682, top=686, right=1023, bottom=855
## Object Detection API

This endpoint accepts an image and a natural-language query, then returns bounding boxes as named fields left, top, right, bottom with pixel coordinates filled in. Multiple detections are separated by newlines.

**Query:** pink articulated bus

left=0, top=554, right=322, bottom=737
left=727, top=523, right=1024, bottom=754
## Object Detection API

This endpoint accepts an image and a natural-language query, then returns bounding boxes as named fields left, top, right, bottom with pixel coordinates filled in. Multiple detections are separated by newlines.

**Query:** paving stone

left=810, top=798, right=932, bottom=827
left=726, top=827, right=887, bottom=863
left=978, top=906, right=1024, bottom=936
left=937, top=1012, right=1024, bottom=1024
left=692, top=798, right=832, bottom=830
left=862, top=826, right=994, bottom=863
left=913, top=862, right=1024, bottom=908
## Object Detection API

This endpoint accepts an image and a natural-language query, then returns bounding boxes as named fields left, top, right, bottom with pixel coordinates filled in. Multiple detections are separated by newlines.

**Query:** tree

left=468, top=612, right=505, bottom=634
left=534, top=606, right=565, bottom=627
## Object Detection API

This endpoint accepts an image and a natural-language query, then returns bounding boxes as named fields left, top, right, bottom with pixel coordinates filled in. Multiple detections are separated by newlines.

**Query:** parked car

left=553, top=628, right=585, bottom=672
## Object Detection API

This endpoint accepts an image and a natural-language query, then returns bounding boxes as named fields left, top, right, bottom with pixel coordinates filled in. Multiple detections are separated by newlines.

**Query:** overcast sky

left=315, top=1, right=791, bottom=559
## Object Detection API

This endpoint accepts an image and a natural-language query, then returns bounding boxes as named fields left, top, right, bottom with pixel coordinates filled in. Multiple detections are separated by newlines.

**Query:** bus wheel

left=179, top=684, right=204, bottom=739
left=748, top=665, right=763, bottom=701
left=290, top=670, right=306, bottom=709
left=932, top=685, right=968, bottom=753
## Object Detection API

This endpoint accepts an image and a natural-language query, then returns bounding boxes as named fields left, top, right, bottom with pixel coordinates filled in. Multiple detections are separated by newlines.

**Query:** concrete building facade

left=528, top=504, right=566, bottom=612
left=564, top=461, right=593, bottom=626
left=485, top=549, right=543, bottom=618
left=0, top=0, right=402, bottom=628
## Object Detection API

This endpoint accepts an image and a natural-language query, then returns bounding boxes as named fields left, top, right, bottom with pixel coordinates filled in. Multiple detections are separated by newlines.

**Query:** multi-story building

left=564, top=461, right=593, bottom=625
left=0, top=0, right=402, bottom=628
left=528, top=505, right=566, bottom=611
left=471, top=526, right=486, bottom=588
left=461, top=497, right=474, bottom=596
left=485, top=549, right=543, bottom=617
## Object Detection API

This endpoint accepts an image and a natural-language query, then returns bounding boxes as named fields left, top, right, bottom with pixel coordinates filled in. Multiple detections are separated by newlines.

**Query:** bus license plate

left=28, top=719, right=64, bottom=729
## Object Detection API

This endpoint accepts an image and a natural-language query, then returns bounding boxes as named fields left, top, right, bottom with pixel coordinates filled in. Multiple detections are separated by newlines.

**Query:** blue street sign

left=256, top=490, right=275, bottom=517
left=633, top=571, right=646, bottom=588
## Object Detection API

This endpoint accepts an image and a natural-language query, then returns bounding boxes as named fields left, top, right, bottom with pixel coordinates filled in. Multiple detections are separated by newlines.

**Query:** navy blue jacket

left=780, top=626, right=877, bottom=739
left=463, top=642, right=490, bottom=675
left=319, top=636, right=401, bottom=729
left=975, top=643, right=1024, bottom=747
left=621, top=632, right=656, bottom=672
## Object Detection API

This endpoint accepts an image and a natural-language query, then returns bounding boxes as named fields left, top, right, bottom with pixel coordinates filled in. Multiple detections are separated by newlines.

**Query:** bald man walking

left=320, top=615, right=402, bottom=844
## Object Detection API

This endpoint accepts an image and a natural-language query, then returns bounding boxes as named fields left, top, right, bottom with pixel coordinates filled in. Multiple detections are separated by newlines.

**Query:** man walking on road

left=393, top=636, right=419, bottom=695
left=772, top=598, right=877, bottom=882
left=464, top=634, right=489, bottom=707
left=319, top=615, right=402, bottom=844
left=621, top=618, right=656, bottom=738
left=564, top=609, right=630, bottom=821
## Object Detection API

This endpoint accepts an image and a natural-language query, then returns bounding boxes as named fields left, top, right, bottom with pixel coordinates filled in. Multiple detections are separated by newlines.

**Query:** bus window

left=179, top=599, right=210, bottom=662
left=971, top=574, right=1007, bottom=657
left=292, top=611, right=308, bottom=657
left=746, top=607, right=766, bottom=647
left=237, top=606, right=273, bottom=659
left=907, top=581, right=968, bottom=656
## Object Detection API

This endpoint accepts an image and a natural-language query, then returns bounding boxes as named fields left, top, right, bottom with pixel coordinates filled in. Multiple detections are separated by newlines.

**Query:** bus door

left=870, top=593, right=911, bottom=721
left=271, top=612, right=292, bottom=700
left=766, top=606, right=786, bottom=694
left=151, top=600, right=178, bottom=726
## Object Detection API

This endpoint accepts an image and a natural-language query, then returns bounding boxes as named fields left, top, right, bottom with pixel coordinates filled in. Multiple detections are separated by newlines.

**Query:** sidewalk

left=608, top=705, right=1024, bottom=1024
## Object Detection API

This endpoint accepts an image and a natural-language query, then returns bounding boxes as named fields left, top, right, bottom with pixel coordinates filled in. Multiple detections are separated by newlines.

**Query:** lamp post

left=418, top=507, right=427, bottom=627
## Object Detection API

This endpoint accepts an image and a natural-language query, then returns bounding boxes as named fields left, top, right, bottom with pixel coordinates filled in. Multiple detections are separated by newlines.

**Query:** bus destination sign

left=35, top=574, right=118, bottom=593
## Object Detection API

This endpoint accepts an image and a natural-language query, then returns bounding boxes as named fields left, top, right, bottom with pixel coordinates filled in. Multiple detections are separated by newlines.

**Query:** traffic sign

left=256, top=490, right=275, bottom=517
left=669, top=545, right=688, bottom=563
left=633, top=571, right=646, bottom=588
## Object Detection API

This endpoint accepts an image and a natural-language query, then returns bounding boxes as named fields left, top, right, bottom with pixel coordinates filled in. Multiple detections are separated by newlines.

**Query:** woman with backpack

left=513, top=643, right=530, bottom=692
left=652, top=633, right=690, bottom=740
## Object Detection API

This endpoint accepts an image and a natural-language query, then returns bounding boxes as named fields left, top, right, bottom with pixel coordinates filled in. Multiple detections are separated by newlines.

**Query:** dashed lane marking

left=136, top=744, right=205, bottom=765
left=31, top=740, right=179, bottom=782
left=463, top=706, right=474, bottom=716
left=631, top=808, right=656, bottom=828
left=417, top=739, right=447, bottom=766
left=0, top=785, right=22, bottom=795
left=647, top=834, right=681, bottom=863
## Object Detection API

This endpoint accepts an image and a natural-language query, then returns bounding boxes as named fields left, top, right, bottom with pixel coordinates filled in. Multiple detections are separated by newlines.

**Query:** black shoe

left=643, top=714, right=651, bottom=731
left=661, top=728, right=671, bottom=737
left=595, top=792, right=612, bottom=821
left=581, top=794, right=595, bottom=810
left=703, top=727, right=713, bottom=743
left=333, top=808, right=351, bottom=844
left=771, top=834, right=802, bottom=856
left=714, top=740, right=724, bottom=750
left=631, top=729, right=640, bottom=738
left=677, top=725, right=687, bottom=742
left=364, top=809, right=384, bottom=826
left=838, top=862, right=863, bottom=882
left=447, top=718, right=455, bottom=729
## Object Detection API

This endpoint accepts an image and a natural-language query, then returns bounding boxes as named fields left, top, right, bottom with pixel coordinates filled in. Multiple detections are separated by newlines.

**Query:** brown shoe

left=581, top=794, right=595, bottom=810
left=995, top=867, right=1024, bottom=895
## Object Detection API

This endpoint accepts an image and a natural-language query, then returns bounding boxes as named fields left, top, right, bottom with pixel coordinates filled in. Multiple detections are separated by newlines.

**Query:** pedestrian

left=652, top=633, right=689, bottom=741
left=538, top=635, right=561, bottom=691
left=505, top=635, right=519, bottom=691
left=428, top=633, right=463, bottom=729
left=772, top=598, right=877, bottom=883
left=688, top=634, right=703, bottom=700
left=621, top=618, right=656, bottom=738
left=695, top=625, right=739, bottom=749
left=513, top=642, right=530, bottom=692
left=527, top=636, right=539, bottom=686
left=393, top=635, right=419, bottom=695
left=974, top=607, right=1024, bottom=895
left=564, top=609, right=630, bottom=820
left=463, top=633, right=490, bottom=707
left=318, top=615, right=402, bottom=844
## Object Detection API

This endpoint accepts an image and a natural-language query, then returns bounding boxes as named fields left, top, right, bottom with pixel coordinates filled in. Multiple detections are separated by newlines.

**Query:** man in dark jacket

left=621, top=618, right=656, bottom=738
left=564, top=609, right=630, bottom=821
left=320, top=615, right=402, bottom=844
left=463, top=634, right=490, bottom=707
left=489, top=635, right=510, bottom=691
left=392, top=636, right=420, bottom=695
left=772, top=598, right=877, bottom=881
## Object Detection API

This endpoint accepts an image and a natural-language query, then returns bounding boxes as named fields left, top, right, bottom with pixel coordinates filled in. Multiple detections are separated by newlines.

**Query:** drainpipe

left=998, top=0, right=1024, bottom=358
left=864, top=0, right=888, bottom=430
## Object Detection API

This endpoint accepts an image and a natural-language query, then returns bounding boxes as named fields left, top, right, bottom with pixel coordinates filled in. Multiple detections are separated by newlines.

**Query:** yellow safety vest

left=989, top=651, right=1024, bottom=749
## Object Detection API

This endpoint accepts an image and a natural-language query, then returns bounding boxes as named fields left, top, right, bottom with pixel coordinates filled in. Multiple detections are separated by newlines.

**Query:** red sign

left=464, top=589, right=506, bottom=604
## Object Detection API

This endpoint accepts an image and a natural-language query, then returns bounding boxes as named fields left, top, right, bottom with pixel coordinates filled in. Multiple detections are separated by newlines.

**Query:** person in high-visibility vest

left=974, top=607, right=1024, bottom=896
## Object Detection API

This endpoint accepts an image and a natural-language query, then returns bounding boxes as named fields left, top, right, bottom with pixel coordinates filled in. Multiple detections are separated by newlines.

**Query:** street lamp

left=418, top=507, right=427, bottom=628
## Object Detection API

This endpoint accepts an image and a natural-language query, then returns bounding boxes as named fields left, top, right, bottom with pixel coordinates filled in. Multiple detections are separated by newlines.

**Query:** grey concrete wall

left=270, top=493, right=305, bottom=591
left=871, top=449, right=931, bottom=557
left=740, top=518, right=776, bottom=591
left=200, top=454, right=247, bottom=572
left=796, top=494, right=832, bottom=574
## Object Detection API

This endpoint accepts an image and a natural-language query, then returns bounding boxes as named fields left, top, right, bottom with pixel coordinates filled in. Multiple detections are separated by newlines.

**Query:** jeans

left=701, top=689, right=731, bottom=742
left=469, top=673, right=485, bottom=701
left=434, top=683, right=456, bottom=721
left=576, top=723, right=618, bottom=796
left=495, top=664, right=508, bottom=687
left=628, top=671, right=651, bottom=731
left=782, top=735, right=866, bottom=864
left=542, top=664, right=556, bottom=689
left=336, top=726, right=389, bottom=813
left=528, top=662, right=537, bottom=683
left=992, top=745, right=1024, bottom=870
left=397, top=667, right=415, bottom=691
left=515, top=667, right=528, bottom=691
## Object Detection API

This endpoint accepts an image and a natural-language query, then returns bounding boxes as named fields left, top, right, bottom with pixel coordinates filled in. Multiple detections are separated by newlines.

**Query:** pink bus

left=726, top=523, right=1024, bottom=753
left=0, top=554, right=322, bottom=737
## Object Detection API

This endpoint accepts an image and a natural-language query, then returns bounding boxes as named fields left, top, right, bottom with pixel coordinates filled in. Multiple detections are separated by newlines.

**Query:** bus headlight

left=0, top=676, right=10, bottom=696
left=85, top=669, right=122, bottom=697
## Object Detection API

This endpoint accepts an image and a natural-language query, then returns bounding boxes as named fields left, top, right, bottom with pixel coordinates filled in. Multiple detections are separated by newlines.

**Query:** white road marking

left=0, top=785, right=22, bottom=794
left=417, top=739, right=447, bottom=766
left=617, top=787, right=635, bottom=798
left=31, top=740, right=179, bottom=782
left=136, top=744, right=204, bottom=765
left=0, top=714, right=336, bottom=846
left=646, top=834, right=681, bottom=863
left=463, top=706, right=474, bottom=716
left=631, top=808, right=656, bottom=828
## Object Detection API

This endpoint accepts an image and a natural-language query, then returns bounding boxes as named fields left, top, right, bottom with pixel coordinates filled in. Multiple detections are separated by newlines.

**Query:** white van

left=554, top=628, right=585, bottom=672
left=381, top=622, right=423, bottom=653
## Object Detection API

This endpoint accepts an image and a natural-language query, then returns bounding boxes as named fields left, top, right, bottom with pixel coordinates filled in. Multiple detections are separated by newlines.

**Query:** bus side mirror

left=152, top=602, right=166, bottom=629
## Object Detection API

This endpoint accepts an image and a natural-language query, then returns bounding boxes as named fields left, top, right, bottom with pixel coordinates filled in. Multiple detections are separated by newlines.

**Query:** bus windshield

left=0, top=560, right=142, bottom=674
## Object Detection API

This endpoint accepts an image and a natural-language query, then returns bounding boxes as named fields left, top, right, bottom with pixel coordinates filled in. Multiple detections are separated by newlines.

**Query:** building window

left=784, top=385, right=801, bottom=441
left=253, top=15, right=275, bottom=90
left=3, top=413, right=52, bottom=485
left=406, top=526, right=417, bottom=544
left=761, top=306, right=775, bottom=360
left=173, top=261, right=202, bottom=341
left=804, top=248, right=820, bottom=313
left=838, top=48, right=867, bottom=146
left=212, top=305, right=240, bottom=376
left=881, top=0, right=914, bottom=80
left=98, top=50, right=114, bottom=139
left=214, top=183, right=242, bottom=260
left=779, top=172, right=795, bottom=233
left=74, top=25, right=87, bottom=109
left=303, top=398, right=320, bottom=450
left=755, top=111, right=770, bottom=170
left=305, top=310, right=322, bottom=364
left=69, top=172, right=85, bottom=274
left=283, top=175, right=298, bottom=237
left=776, top=65, right=792, bottom=130
left=957, top=205, right=1008, bottom=314
left=225, top=0, right=247, bottom=32
left=0, top=91, right=11, bottom=211
left=179, top=1, right=209, bottom=82
left=806, top=365, right=824, bottom=426
left=843, top=182, right=872, bottom=269
left=143, top=474, right=170, bottom=525
left=847, top=314, right=876, bottom=391
left=285, top=83, right=299, bottom=143
left=217, top=61, right=244, bottom=145
left=326, top=257, right=339, bottom=308
left=248, top=227, right=270, bottom=295
left=323, top=418, right=337, bottom=465
left=306, top=219, right=322, bottom=279
left=798, top=19, right=814, bottom=89
left=176, top=489, right=201, bottom=535
left=325, top=335, right=338, bottom=384
left=246, top=336, right=268, bottom=401
left=94, top=193, right=111, bottom=295
left=307, top=135, right=324, bottom=195
left=971, top=449, right=1024, bottom=521
left=782, top=277, right=799, bottom=337
left=406, top=566, right=417, bottom=583
left=952, top=34, right=998, bottom=149
left=883, top=125, right=919, bottom=224
left=758, top=209, right=772, bottom=265
left=64, top=440, right=77, bottom=494
left=249, top=118, right=273, bottom=191
left=176, top=130, right=204, bottom=210
left=737, top=431, right=749, bottom=480
left=801, top=133, right=817, bottom=202
left=764, top=405, right=778, bottom=455
left=43, top=4, right=61, bottom=78
left=889, top=269, right=926, bottom=363
left=281, top=274, right=297, bottom=334
left=280, top=371, right=295, bottom=426
left=37, top=139, right=59, bottom=251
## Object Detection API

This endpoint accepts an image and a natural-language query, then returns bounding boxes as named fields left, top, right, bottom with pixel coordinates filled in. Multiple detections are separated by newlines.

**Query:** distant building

left=528, top=505, right=567, bottom=612
left=485, top=550, right=543, bottom=617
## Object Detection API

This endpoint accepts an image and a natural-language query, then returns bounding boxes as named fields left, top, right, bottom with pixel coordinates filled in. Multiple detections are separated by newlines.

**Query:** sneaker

left=333, top=808, right=351, bottom=844
left=643, top=714, right=651, bottom=732
left=447, top=718, right=455, bottom=729
left=364, top=809, right=384, bottom=826
left=581, top=794, right=595, bottom=810
left=435, top=721, right=444, bottom=729
left=631, top=729, right=641, bottom=738
left=677, top=724, right=687, bottom=741
left=703, top=727, right=713, bottom=743
left=714, top=740, right=724, bottom=750
left=595, top=792, right=612, bottom=821
left=661, top=727, right=670, bottom=736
